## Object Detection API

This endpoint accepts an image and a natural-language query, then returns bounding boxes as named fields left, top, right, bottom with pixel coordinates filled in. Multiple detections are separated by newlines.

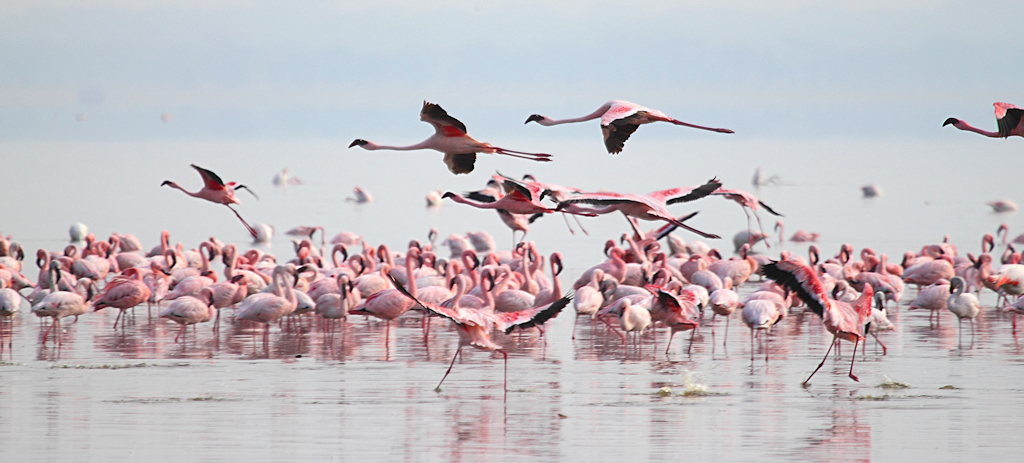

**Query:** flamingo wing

left=387, top=274, right=472, bottom=326
left=995, top=102, right=1024, bottom=137
left=601, top=113, right=644, bottom=154
left=495, top=293, right=572, bottom=334
left=420, top=101, right=468, bottom=136
left=443, top=153, right=477, bottom=175
left=191, top=164, right=227, bottom=190
left=762, top=260, right=830, bottom=318
left=653, top=178, right=723, bottom=205
left=757, top=200, right=784, bottom=217
left=493, top=174, right=540, bottom=202
left=558, top=192, right=652, bottom=209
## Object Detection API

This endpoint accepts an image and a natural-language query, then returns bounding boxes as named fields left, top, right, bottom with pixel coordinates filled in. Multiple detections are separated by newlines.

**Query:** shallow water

left=3, top=137, right=1024, bottom=461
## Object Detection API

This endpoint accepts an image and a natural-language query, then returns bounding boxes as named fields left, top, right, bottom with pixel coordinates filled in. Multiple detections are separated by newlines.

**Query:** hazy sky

left=1, top=1, right=1021, bottom=140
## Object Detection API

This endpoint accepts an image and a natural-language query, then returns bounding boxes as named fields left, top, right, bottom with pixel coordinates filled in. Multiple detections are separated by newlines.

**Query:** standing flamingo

left=763, top=261, right=874, bottom=384
left=388, top=275, right=570, bottom=392
left=947, top=276, right=980, bottom=347
left=524, top=100, right=733, bottom=153
left=161, top=164, right=259, bottom=238
left=92, top=268, right=152, bottom=330
left=159, top=288, right=216, bottom=343
left=349, top=101, right=551, bottom=175
left=943, top=102, right=1024, bottom=138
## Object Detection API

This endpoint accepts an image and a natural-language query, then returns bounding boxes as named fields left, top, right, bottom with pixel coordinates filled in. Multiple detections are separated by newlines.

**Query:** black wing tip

left=758, top=200, right=783, bottom=217
left=504, top=293, right=573, bottom=334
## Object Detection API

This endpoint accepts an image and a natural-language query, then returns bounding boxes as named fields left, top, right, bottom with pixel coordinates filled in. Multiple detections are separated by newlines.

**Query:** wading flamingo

left=943, top=102, right=1024, bottom=138
left=763, top=261, right=874, bottom=384
left=388, top=275, right=570, bottom=393
left=161, top=164, right=259, bottom=238
left=525, top=100, right=733, bottom=153
left=349, top=101, right=551, bottom=175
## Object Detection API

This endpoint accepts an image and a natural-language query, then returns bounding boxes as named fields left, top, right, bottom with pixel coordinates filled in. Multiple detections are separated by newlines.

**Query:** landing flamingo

left=161, top=164, right=259, bottom=238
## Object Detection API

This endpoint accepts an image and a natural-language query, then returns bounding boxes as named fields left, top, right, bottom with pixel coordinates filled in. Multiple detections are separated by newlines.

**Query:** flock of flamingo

left=0, top=99, right=1022, bottom=390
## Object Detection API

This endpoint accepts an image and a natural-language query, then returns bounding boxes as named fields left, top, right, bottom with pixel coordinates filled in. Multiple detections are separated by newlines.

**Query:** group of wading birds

left=3, top=99, right=1023, bottom=390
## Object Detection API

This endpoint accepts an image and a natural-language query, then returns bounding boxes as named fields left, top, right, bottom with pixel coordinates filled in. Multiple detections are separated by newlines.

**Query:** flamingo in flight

left=710, top=188, right=783, bottom=246
left=554, top=178, right=723, bottom=239
left=524, top=100, right=734, bottom=154
left=161, top=164, right=259, bottom=238
left=443, top=174, right=571, bottom=216
left=388, top=275, right=571, bottom=393
left=943, top=102, right=1024, bottom=138
left=349, top=101, right=552, bottom=175
left=763, top=260, right=874, bottom=385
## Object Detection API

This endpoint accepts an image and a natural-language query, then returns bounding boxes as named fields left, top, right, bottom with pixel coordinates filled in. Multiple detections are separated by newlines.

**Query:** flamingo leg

left=226, top=205, right=259, bottom=239
left=572, top=315, right=579, bottom=340
left=804, top=337, right=836, bottom=386
left=724, top=316, right=730, bottom=347
left=436, top=345, right=462, bottom=392
left=113, top=310, right=122, bottom=330
left=560, top=212, right=576, bottom=236
left=492, top=148, right=552, bottom=162
left=665, top=330, right=675, bottom=354
left=499, top=349, right=508, bottom=393
left=571, top=213, right=589, bottom=236
left=688, top=328, right=696, bottom=355
left=765, top=329, right=770, bottom=362
left=848, top=338, right=861, bottom=382
left=872, top=333, right=888, bottom=355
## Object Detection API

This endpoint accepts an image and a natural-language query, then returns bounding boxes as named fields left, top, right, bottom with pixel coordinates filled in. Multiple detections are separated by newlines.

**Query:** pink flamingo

left=236, top=266, right=298, bottom=342
left=31, top=261, right=93, bottom=344
left=161, top=164, right=259, bottom=238
left=943, top=102, right=1024, bottom=138
left=160, top=287, right=216, bottom=342
left=349, top=101, right=551, bottom=175
left=648, top=286, right=700, bottom=355
left=555, top=179, right=723, bottom=239
left=710, top=188, right=783, bottom=246
left=763, top=261, right=874, bottom=384
left=389, top=275, right=570, bottom=392
left=524, top=100, right=733, bottom=153
left=92, top=268, right=152, bottom=330
left=442, top=174, right=562, bottom=216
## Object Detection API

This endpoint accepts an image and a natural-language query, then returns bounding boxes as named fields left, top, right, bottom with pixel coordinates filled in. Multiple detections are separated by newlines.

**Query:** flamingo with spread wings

left=525, top=100, right=733, bottom=153
left=555, top=178, right=723, bottom=239
left=944, top=102, right=1024, bottom=138
left=763, top=260, right=874, bottom=384
left=161, top=164, right=259, bottom=238
left=388, top=275, right=570, bottom=393
left=350, top=101, right=552, bottom=175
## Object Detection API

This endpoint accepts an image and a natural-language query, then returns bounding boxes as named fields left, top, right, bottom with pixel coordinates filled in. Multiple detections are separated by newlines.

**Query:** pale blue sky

left=0, top=1, right=1021, bottom=140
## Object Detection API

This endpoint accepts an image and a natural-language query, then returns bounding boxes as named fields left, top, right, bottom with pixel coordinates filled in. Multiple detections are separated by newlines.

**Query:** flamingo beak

left=348, top=139, right=368, bottom=148
left=942, top=118, right=958, bottom=127
left=524, top=114, right=543, bottom=124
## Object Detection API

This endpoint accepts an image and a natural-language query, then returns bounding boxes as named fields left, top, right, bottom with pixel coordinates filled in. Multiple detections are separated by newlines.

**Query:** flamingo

left=710, top=188, right=783, bottom=246
left=31, top=262, right=93, bottom=345
left=236, top=266, right=299, bottom=342
left=161, top=164, right=259, bottom=238
left=742, top=299, right=781, bottom=361
left=443, top=174, right=557, bottom=216
left=345, top=186, right=373, bottom=203
left=947, top=276, right=980, bottom=347
left=987, top=200, right=1018, bottom=213
left=943, top=102, right=1024, bottom=138
left=159, top=288, right=215, bottom=342
left=92, top=268, right=152, bottom=330
left=555, top=178, right=723, bottom=239
left=388, top=274, right=570, bottom=392
left=349, top=101, right=551, bottom=175
left=524, top=100, right=733, bottom=153
left=763, top=261, right=874, bottom=384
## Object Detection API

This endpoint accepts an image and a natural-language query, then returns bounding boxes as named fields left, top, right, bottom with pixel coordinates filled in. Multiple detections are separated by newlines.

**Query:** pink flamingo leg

left=226, top=205, right=258, bottom=238
left=848, top=338, right=861, bottom=381
left=436, top=345, right=462, bottom=392
left=804, top=337, right=836, bottom=386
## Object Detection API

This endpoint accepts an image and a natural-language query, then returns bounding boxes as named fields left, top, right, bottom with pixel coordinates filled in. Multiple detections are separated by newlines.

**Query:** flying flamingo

left=161, top=164, right=259, bottom=238
left=763, top=260, right=874, bottom=384
left=442, top=174, right=562, bottom=216
left=388, top=274, right=570, bottom=392
left=943, top=102, right=1024, bottom=138
left=555, top=178, right=723, bottom=239
left=710, top=188, right=783, bottom=247
left=524, top=100, right=734, bottom=153
left=349, top=101, right=551, bottom=175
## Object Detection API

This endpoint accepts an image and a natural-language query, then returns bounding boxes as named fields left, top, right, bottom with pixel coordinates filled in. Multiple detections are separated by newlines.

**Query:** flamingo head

left=524, top=114, right=546, bottom=125
left=348, top=139, right=369, bottom=148
left=942, top=118, right=960, bottom=127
